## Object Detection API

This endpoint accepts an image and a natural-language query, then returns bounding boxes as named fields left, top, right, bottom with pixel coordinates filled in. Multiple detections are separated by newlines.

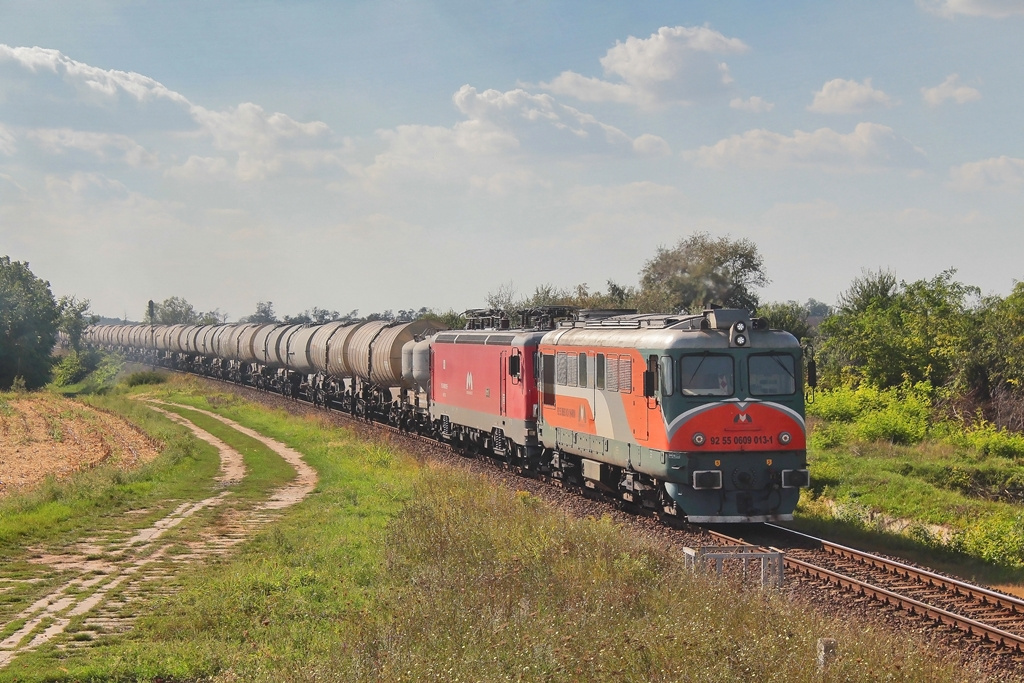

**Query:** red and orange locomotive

left=421, top=307, right=810, bottom=522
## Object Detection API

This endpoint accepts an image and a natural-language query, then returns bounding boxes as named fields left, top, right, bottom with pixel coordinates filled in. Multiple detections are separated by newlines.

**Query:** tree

left=637, top=232, right=768, bottom=314
left=836, top=268, right=897, bottom=313
left=57, top=296, right=99, bottom=351
left=284, top=306, right=349, bottom=325
left=975, top=283, right=1024, bottom=428
left=804, top=298, right=833, bottom=318
left=756, top=301, right=813, bottom=341
left=143, top=297, right=225, bottom=325
left=0, top=256, right=60, bottom=389
left=818, top=269, right=980, bottom=390
left=240, top=301, right=278, bottom=324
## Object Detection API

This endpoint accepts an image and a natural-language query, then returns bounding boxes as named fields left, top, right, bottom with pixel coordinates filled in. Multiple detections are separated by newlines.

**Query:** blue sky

left=1, top=1, right=1021, bottom=320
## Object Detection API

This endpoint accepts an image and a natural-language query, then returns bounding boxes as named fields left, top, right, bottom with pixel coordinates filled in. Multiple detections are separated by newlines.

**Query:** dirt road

left=0, top=399, right=316, bottom=668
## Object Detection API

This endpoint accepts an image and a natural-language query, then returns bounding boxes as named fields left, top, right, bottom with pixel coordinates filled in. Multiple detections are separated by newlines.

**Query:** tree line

left=3, top=238, right=1022, bottom=433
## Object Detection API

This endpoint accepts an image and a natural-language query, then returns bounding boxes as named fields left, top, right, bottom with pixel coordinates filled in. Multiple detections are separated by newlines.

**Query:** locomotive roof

left=538, top=308, right=800, bottom=352
left=539, top=325, right=800, bottom=351
left=431, top=329, right=548, bottom=346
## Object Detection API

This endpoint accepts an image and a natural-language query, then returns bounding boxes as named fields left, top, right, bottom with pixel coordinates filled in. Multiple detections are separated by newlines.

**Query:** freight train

left=87, top=305, right=812, bottom=522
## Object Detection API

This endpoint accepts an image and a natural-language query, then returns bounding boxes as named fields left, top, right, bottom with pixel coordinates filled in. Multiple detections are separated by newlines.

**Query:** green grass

left=153, top=403, right=297, bottom=501
left=0, top=377, right=973, bottom=681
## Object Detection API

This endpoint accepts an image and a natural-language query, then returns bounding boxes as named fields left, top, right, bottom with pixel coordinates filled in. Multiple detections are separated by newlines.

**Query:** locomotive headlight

left=735, top=321, right=746, bottom=333
left=779, top=431, right=792, bottom=445
left=692, top=432, right=707, bottom=446
left=735, top=334, right=747, bottom=346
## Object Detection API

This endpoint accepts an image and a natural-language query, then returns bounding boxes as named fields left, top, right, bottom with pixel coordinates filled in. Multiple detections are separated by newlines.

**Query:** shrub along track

left=0, top=400, right=316, bottom=669
left=204, top=378, right=1023, bottom=681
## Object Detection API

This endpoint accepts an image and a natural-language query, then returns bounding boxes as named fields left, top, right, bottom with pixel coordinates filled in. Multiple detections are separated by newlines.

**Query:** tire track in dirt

left=0, top=401, right=317, bottom=668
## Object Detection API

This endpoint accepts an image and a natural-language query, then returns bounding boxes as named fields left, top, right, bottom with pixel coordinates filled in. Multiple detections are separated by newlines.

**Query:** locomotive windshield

left=748, top=353, right=797, bottom=396
left=679, top=355, right=733, bottom=396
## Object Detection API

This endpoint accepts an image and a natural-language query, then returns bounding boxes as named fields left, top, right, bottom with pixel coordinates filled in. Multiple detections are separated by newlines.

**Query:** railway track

left=707, top=524, right=1024, bottom=657
left=163, top=369, right=1024, bottom=676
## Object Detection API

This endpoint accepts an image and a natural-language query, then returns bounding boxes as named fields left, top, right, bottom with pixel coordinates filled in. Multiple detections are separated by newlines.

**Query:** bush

left=960, top=513, right=1024, bottom=568
left=124, top=371, right=167, bottom=387
left=855, top=403, right=928, bottom=445
left=51, top=349, right=100, bottom=386
left=808, top=422, right=850, bottom=450
left=959, top=421, right=1024, bottom=458
left=808, top=383, right=932, bottom=446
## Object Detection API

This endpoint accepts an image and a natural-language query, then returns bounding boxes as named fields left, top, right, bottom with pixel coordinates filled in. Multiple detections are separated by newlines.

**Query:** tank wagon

left=89, top=305, right=812, bottom=522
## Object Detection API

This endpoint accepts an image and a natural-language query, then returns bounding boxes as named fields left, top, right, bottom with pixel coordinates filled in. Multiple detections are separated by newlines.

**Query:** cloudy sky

left=1, top=1, right=1021, bottom=321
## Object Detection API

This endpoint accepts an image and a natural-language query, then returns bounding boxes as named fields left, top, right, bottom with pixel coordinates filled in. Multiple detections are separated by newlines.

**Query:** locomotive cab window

left=659, top=355, right=674, bottom=396
left=748, top=353, right=797, bottom=396
left=542, top=353, right=556, bottom=405
left=679, top=355, right=733, bottom=396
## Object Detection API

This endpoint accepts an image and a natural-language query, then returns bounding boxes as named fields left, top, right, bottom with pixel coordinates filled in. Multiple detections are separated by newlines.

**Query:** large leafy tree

left=240, top=301, right=279, bottom=324
left=144, top=296, right=224, bottom=325
left=637, top=232, right=768, bottom=313
left=756, top=300, right=814, bottom=341
left=976, top=282, right=1024, bottom=428
left=818, top=269, right=981, bottom=391
left=0, top=256, right=60, bottom=389
left=57, top=296, right=99, bottom=351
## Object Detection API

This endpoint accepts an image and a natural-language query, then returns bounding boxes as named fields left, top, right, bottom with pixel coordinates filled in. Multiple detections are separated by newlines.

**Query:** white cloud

left=632, top=134, right=672, bottom=156
left=688, top=122, right=926, bottom=171
left=0, top=44, right=190, bottom=108
left=919, top=0, right=1024, bottom=17
left=808, top=78, right=893, bottom=114
left=1, top=44, right=344, bottom=182
left=540, top=25, right=749, bottom=108
left=27, top=128, right=157, bottom=166
left=0, top=123, right=15, bottom=155
left=536, top=72, right=635, bottom=105
left=730, top=96, right=774, bottom=113
left=190, top=102, right=331, bottom=153
left=358, top=85, right=657, bottom=189
left=468, top=170, right=550, bottom=197
left=921, top=74, right=981, bottom=106
left=44, top=172, right=130, bottom=202
left=164, top=155, right=234, bottom=181
left=452, top=86, right=633, bottom=151
left=948, top=156, right=1024, bottom=191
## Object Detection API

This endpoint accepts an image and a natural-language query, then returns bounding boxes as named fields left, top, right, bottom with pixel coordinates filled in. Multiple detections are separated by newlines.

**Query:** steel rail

left=783, top=554, right=1024, bottom=652
left=706, top=526, right=1024, bottom=652
left=765, top=523, right=1024, bottom=614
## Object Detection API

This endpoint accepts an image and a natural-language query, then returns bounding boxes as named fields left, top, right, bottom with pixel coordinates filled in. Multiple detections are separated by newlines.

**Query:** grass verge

left=2, top=377, right=974, bottom=681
